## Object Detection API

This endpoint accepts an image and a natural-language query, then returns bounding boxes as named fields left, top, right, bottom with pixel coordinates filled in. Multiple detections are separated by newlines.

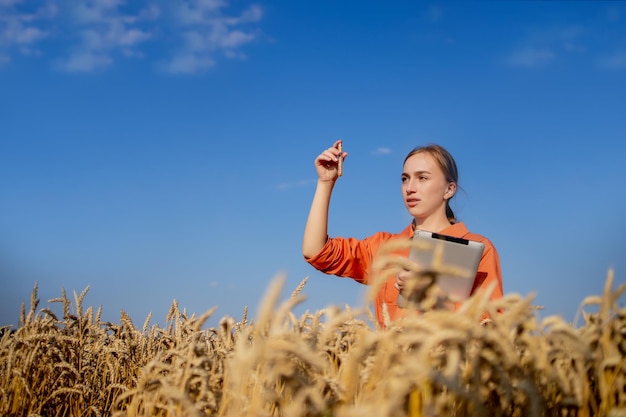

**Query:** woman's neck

left=412, top=216, right=453, bottom=233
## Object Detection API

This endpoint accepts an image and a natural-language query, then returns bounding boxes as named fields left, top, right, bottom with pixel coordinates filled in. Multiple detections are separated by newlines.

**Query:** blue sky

left=1, top=0, right=625, bottom=328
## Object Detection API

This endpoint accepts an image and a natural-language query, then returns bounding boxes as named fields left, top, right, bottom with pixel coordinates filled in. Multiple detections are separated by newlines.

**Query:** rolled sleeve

left=305, top=236, right=375, bottom=284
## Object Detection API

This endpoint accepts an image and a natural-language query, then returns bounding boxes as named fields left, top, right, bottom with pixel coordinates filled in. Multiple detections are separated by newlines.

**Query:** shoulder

left=361, top=224, right=412, bottom=247
left=466, top=231, right=497, bottom=251
left=369, top=224, right=413, bottom=241
left=444, top=222, right=498, bottom=252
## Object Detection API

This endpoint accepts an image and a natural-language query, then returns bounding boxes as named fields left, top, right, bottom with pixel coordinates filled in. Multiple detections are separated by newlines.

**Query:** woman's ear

left=444, top=182, right=457, bottom=200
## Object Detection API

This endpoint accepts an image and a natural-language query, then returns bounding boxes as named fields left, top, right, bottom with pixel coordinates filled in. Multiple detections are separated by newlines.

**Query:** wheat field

left=1, top=243, right=625, bottom=417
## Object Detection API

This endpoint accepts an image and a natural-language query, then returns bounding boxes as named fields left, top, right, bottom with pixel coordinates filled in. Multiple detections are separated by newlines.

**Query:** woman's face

left=401, top=152, right=455, bottom=220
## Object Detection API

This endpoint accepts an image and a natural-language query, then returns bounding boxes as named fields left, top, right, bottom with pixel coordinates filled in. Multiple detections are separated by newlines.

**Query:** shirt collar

left=406, top=221, right=469, bottom=238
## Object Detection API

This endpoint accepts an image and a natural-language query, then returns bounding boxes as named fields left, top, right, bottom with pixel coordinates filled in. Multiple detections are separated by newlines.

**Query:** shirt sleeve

left=304, top=235, right=378, bottom=284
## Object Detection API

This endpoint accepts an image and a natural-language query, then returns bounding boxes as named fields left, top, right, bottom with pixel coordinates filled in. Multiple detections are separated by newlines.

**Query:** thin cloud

left=160, top=52, right=215, bottom=74
left=427, top=5, right=442, bottom=23
left=0, top=0, right=264, bottom=73
left=55, top=51, right=112, bottom=72
left=56, top=2, right=155, bottom=73
left=0, top=1, right=54, bottom=60
left=161, top=1, right=263, bottom=74
left=372, top=147, right=392, bottom=156
left=505, top=25, right=587, bottom=69
left=606, top=7, right=621, bottom=23
left=598, top=50, right=626, bottom=69
left=505, top=21, right=626, bottom=71
left=507, top=47, right=555, bottom=68
left=3, top=23, right=47, bottom=44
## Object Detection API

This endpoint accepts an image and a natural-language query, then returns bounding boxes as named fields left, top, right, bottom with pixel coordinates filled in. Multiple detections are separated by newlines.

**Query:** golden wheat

left=0, top=247, right=624, bottom=417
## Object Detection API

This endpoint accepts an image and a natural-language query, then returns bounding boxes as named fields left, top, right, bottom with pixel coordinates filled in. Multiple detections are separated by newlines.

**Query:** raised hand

left=314, top=139, right=348, bottom=182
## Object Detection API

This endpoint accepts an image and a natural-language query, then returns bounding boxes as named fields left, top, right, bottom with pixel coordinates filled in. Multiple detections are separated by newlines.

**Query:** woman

left=302, top=139, right=503, bottom=327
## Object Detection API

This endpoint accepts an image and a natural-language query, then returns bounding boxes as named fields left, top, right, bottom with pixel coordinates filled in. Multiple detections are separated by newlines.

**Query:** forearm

left=302, top=180, right=335, bottom=258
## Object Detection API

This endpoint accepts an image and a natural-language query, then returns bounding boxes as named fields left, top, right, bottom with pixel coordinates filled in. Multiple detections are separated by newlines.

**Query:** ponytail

left=446, top=202, right=456, bottom=224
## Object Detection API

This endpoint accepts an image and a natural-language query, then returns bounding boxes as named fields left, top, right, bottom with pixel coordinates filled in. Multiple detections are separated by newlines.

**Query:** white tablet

left=400, top=229, right=485, bottom=304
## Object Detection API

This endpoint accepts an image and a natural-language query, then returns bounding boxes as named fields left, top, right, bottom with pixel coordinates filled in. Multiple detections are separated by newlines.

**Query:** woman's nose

left=405, top=179, right=416, bottom=193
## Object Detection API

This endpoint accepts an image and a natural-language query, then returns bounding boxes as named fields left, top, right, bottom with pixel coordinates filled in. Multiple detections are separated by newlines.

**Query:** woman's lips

left=406, top=198, right=420, bottom=207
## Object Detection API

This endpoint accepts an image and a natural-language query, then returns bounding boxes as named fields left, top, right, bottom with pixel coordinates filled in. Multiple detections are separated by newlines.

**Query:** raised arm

left=302, top=140, right=348, bottom=259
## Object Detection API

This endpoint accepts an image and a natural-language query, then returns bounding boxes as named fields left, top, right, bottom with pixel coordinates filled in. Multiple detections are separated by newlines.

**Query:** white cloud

left=598, top=51, right=626, bottom=69
left=73, top=2, right=113, bottom=23
left=55, top=2, right=156, bottom=73
left=80, top=22, right=151, bottom=49
left=214, top=29, right=255, bottom=49
left=160, top=52, right=215, bottom=74
left=372, top=147, right=392, bottom=156
left=240, top=4, right=263, bottom=23
left=524, top=25, right=586, bottom=52
left=19, top=27, right=46, bottom=43
left=175, top=0, right=228, bottom=25
left=507, top=48, right=555, bottom=68
left=114, top=26, right=151, bottom=46
left=161, top=0, right=263, bottom=74
left=224, top=49, right=246, bottom=59
left=0, top=2, right=52, bottom=63
left=138, top=4, right=160, bottom=20
left=0, top=0, right=264, bottom=73
left=0, top=0, right=20, bottom=7
left=0, top=53, right=10, bottom=66
left=0, top=10, right=49, bottom=46
left=505, top=25, right=590, bottom=69
left=508, top=23, right=626, bottom=71
left=19, top=45, right=42, bottom=56
left=55, top=51, right=112, bottom=72
left=121, top=47, right=144, bottom=58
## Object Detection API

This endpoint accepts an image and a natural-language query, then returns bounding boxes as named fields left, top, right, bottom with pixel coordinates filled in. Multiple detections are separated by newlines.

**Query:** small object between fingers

left=338, top=142, right=343, bottom=176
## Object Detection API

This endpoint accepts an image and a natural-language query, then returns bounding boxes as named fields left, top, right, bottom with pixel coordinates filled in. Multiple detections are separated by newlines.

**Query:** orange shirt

left=305, top=222, right=503, bottom=328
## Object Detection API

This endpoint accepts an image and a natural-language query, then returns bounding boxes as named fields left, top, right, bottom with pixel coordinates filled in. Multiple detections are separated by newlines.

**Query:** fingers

left=395, top=268, right=409, bottom=291
left=315, top=151, right=338, bottom=171
left=315, top=143, right=347, bottom=167
left=395, top=260, right=426, bottom=292
left=322, top=147, right=341, bottom=162
left=313, top=141, right=349, bottom=183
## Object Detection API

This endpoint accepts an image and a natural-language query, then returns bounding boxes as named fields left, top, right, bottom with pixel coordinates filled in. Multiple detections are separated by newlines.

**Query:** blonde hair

left=404, top=144, right=459, bottom=224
